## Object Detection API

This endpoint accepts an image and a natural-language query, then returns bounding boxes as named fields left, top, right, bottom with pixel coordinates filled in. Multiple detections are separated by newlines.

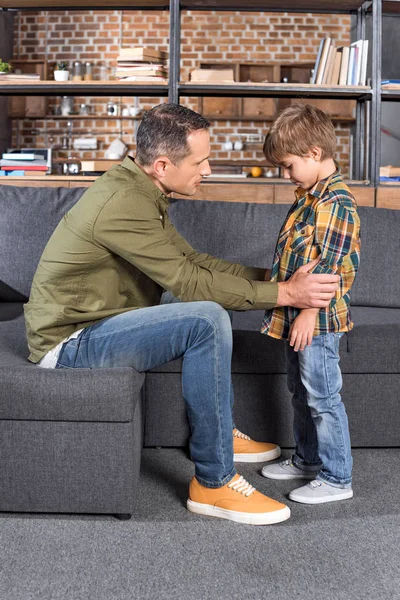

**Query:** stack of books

left=0, top=73, right=40, bottom=82
left=0, top=151, right=49, bottom=176
left=115, top=47, right=168, bottom=82
left=312, top=38, right=369, bottom=86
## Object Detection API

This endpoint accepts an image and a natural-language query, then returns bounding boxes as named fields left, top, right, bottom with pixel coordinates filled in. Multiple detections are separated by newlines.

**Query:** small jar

left=99, top=63, right=108, bottom=81
left=84, top=61, right=93, bottom=81
left=72, top=61, right=83, bottom=81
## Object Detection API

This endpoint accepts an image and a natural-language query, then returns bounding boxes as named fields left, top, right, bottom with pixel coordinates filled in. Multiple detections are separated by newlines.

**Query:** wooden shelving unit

left=2, top=0, right=399, bottom=204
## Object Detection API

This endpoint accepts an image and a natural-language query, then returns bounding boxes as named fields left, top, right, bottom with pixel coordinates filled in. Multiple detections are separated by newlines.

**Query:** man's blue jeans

left=55, top=298, right=237, bottom=489
left=286, top=333, right=353, bottom=488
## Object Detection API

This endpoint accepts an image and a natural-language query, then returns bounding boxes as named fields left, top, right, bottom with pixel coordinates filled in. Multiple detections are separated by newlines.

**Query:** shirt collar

left=120, top=155, right=170, bottom=208
left=294, top=161, right=342, bottom=201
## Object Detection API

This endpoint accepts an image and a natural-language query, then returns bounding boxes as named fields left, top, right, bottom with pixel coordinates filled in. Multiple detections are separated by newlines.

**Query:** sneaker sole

left=261, top=467, right=319, bottom=481
left=234, top=446, right=281, bottom=463
left=187, top=499, right=291, bottom=525
left=288, top=489, right=354, bottom=504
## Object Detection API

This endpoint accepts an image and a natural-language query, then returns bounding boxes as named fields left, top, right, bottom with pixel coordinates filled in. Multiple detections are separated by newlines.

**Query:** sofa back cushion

left=350, top=206, right=400, bottom=306
left=169, top=200, right=400, bottom=308
left=0, top=185, right=87, bottom=300
left=1, top=185, right=398, bottom=308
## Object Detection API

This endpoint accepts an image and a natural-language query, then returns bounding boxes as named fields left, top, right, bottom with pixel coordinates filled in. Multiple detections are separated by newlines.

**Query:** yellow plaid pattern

left=261, top=166, right=361, bottom=340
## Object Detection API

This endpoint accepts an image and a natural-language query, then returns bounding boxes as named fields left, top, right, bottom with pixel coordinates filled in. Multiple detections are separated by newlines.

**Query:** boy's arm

left=307, top=195, right=360, bottom=297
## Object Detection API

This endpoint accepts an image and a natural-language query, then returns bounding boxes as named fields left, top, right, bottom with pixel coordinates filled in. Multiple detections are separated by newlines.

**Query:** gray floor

left=1, top=448, right=399, bottom=600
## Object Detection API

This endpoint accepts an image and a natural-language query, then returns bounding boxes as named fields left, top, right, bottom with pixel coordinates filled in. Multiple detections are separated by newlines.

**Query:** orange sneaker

left=233, top=428, right=281, bottom=463
left=187, top=474, right=290, bottom=525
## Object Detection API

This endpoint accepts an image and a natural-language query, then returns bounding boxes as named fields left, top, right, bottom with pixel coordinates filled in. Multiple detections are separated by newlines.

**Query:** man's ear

left=153, top=156, right=172, bottom=179
left=309, top=146, right=323, bottom=162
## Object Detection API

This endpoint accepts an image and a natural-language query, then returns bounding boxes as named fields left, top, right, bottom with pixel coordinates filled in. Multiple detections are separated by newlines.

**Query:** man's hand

left=276, top=258, right=339, bottom=308
left=289, top=309, right=318, bottom=351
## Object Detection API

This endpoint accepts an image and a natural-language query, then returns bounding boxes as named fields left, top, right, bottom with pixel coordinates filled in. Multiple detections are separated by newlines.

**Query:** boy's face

left=279, top=152, right=322, bottom=191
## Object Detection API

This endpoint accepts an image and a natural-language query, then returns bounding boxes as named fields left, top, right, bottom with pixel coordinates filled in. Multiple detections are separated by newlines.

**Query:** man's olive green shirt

left=24, top=157, right=278, bottom=363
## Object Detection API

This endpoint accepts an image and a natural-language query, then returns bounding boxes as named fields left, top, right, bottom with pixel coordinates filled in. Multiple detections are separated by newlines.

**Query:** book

left=315, top=38, right=331, bottom=85
left=115, top=76, right=168, bottom=83
left=339, top=46, right=350, bottom=85
left=311, top=38, right=325, bottom=84
left=2, top=152, right=38, bottom=161
left=118, top=47, right=168, bottom=60
left=115, top=67, right=167, bottom=78
left=0, top=73, right=40, bottom=81
left=352, top=40, right=363, bottom=86
left=190, top=69, right=235, bottom=83
left=116, top=71, right=167, bottom=79
left=330, top=48, right=342, bottom=85
left=359, top=39, right=369, bottom=85
left=347, top=45, right=355, bottom=85
left=322, top=46, right=336, bottom=84
left=1, top=165, right=48, bottom=171
left=0, top=159, right=47, bottom=167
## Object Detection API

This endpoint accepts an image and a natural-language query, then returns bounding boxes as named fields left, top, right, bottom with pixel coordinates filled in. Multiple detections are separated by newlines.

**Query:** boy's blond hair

left=263, top=103, right=336, bottom=166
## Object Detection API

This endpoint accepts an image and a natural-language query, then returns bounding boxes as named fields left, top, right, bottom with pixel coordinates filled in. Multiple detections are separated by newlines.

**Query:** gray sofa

left=0, top=184, right=399, bottom=518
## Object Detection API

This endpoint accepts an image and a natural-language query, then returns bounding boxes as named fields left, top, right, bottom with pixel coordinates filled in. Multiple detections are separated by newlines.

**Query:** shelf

left=181, top=0, right=366, bottom=13
left=382, top=1, right=400, bottom=14
left=0, top=81, right=169, bottom=97
left=204, top=114, right=356, bottom=122
left=10, top=115, right=142, bottom=120
left=0, top=0, right=169, bottom=9
left=381, top=88, right=400, bottom=100
left=179, top=83, right=372, bottom=100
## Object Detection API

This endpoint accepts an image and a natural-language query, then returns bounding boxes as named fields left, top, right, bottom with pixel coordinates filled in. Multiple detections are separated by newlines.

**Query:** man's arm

left=94, top=190, right=277, bottom=311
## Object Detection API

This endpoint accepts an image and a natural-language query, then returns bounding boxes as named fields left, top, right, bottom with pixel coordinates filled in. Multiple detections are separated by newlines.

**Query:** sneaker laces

left=233, top=429, right=251, bottom=441
left=228, top=476, right=255, bottom=497
left=309, top=480, right=323, bottom=489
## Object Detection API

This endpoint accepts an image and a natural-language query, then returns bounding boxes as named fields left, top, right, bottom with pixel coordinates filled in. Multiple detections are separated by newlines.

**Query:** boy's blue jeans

left=286, top=333, right=353, bottom=488
left=55, top=297, right=237, bottom=489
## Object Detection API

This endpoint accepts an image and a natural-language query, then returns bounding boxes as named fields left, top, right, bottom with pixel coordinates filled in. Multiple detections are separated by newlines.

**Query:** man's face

left=161, top=129, right=211, bottom=196
left=279, top=152, right=321, bottom=191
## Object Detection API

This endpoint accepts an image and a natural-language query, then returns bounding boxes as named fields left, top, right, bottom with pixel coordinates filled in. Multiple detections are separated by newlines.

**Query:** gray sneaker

left=261, top=459, right=319, bottom=481
left=288, top=480, right=353, bottom=504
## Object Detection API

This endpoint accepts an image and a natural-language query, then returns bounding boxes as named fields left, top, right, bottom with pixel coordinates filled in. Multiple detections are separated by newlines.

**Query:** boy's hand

left=288, top=309, right=318, bottom=352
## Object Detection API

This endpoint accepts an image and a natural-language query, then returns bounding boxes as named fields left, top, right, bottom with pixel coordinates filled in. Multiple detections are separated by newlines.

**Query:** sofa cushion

left=0, top=186, right=87, bottom=300
left=350, top=207, right=400, bottom=307
left=168, top=200, right=400, bottom=308
left=0, top=305, right=144, bottom=422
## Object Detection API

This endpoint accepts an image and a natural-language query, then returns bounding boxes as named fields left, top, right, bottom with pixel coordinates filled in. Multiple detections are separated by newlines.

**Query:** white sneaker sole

left=187, top=499, right=291, bottom=525
left=288, top=489, right=354, bottom=504
left=261, top=466, right=319, bottom=480
left=234, top=445, right=281, bottom=463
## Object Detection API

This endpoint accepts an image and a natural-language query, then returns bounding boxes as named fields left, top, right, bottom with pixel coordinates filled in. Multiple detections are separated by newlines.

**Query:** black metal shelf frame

left=0, top=0, right=390, bottom=186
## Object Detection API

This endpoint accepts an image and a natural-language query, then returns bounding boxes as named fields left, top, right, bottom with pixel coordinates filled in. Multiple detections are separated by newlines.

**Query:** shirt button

left=160, top=214, right=163, bottom=220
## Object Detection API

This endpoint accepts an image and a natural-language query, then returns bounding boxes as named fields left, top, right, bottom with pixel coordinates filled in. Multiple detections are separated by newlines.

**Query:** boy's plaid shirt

left=261, top=166, right=361, bottom=340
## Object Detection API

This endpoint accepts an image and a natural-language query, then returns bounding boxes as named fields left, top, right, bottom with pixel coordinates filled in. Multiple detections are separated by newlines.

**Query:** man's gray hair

left=135, top=103, right=210, bottom=166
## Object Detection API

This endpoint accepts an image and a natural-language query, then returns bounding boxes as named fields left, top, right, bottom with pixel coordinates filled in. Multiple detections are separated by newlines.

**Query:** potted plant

left=0, top=58, right=11, bottom=74
left=54, top=61, right=69, bottom=82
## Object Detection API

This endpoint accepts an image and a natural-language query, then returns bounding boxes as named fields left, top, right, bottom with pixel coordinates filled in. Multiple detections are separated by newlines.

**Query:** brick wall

left=11, top=10, right=352, bottom=175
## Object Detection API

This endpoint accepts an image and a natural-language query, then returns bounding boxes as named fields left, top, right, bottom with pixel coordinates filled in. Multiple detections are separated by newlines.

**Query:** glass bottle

left=84, top=61, right=93, bottom=81
left=72, top=61, right=83, bottom=81
left=99, top=63, right=108, bottom=81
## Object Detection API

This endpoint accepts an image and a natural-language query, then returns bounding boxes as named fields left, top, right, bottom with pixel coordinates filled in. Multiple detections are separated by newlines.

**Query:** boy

left=260, top=104, right=361, bottom=504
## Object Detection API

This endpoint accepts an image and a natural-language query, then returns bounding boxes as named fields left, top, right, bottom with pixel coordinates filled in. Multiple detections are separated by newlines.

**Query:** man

left=25, top=104, right=340, bottom=526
